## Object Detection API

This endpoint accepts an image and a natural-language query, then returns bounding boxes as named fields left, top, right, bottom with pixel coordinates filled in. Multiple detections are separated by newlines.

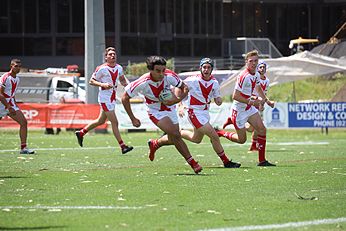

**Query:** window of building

left=121, top=37, right=139, bottom=55
left=24, top=0, right=37, bottom=33
left=208, top=39, right=221, bottom=57
left=105, top=36, right=115, bottom=48
left=10, top=0, right=23, bottom=33
left=120, top=0, right=129, bottom=32
left=244, top=3, right=255, bottom=37
left=175, top=38, right=191, bottom=56
left=254, top=3, right=266, bottom=37
left=148, top=1, right=156, bottom=33
left=0, top=38, right=23, bottom=55
left=105, top=0, right=115, bottom=32
left=0, top=0, right=9, bottom=33
left=214, top=1, right=221, bottom=34
left=129, top=0, right=138, bottom=33
left=56, top=0, right=70, bottom=33
left=160, top=40, right=174, bottom=57
left=39, top=0, right=51, bottom=33
left=139, top=0, right=147, bottom=33
left=183, top=0, right=191, bottom=34
left=56, top=37, right=84, bottom=55
left=194, top=38, right=207, bottom=56
left=231, top=3, right=242, bottom=37
left=193, top=1, right=200, bottom=34
left=24, top=37, right=52, bottom=55
left=139, top=37, right=157, bottom=55
left=72, top=0, right=84, bottom=33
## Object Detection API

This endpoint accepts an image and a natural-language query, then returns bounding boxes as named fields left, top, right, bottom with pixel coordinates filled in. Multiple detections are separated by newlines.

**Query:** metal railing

left=172, top=57, right=244, bottom=73
left=226, top=37, right=283, bottom=58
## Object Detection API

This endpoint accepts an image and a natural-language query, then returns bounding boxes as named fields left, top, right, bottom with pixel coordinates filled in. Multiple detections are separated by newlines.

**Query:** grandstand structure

left=0, top=0, right=345, bottom=72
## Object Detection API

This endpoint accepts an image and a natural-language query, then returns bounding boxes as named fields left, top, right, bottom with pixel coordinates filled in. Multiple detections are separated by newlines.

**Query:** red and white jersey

left=252, top=75, right=270, bottom=97
left=0, top=72, right=19, bottom=108
left=233, top=68, right=260, bottom=111
left=184, top=74, right=220, bottom=111
left=92, top=63, right=124, bottom=103
left=125, top=69, right=182, bottom=113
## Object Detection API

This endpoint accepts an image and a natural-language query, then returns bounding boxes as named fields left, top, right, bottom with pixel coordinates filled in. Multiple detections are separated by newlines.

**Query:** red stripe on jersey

left=145, top=96, right=159, bottom=104
left=0, top=72, right=11, bottom=86
left=231, top=109, right=240, bottom=130
left=165, top=69, right=178, bottom=78
left=250, top=78, right=256, bottom=93
left=11, top=79, right=17, bottom=96
left=237, top=69, right=249, bottom=89
left=94, top=63, right=108, bottom=73
left=108, top=69, right=118, bottom=85
left=188, top=109, right=203, bottom=129
left=2, top=92, right=10, bottom=98
left=110, top=90, right=116, bottom=102
left=189, top=95, right=205, bottom=106
left=260, top=82, right=267, bottom=91
left=149, top=81, right=164, bottom=98
left=165, top=69, right=181, bottom=86
left=148, top=113, right=160, bottom=125
left=240, top=93, right=251, bottom=110
left=159, top=103, right=171, bottom=111
left=130, top=74, right=150, bottom=93
left=240, top=92, right=250, bottom=99
left=101, top=103, right=109, bottom=112
left=198, top=81, right=213, bottom=101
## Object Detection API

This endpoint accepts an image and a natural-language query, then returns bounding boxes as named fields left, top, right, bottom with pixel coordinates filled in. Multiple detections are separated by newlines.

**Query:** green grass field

left=0, top=129, right=345, bottom=231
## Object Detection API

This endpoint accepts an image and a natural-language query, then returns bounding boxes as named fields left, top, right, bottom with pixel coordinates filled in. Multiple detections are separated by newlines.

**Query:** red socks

left=152, top=139, right=160, bottom=149
left=219, top=131, right=237, bottom=142
left=118, top=140, right=126, bottom=149
left=79, top=128, right=88, bottom=137
left=21, top=143, right=27, bottom=150
left=217, top=150, right=230, bottom=164
left=257, top=135, right=266, bottom=162
left=186, top=156, right=197, bottom=166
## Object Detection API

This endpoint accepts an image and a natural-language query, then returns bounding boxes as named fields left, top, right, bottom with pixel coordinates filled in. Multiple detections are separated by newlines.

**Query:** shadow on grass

left=0, top=176, right=28, bottom=179
left=174, top=173, right=215, bottom=176
left=0, top=226, right=66, bottom=230
left=205, top=166, right=252, bottom=169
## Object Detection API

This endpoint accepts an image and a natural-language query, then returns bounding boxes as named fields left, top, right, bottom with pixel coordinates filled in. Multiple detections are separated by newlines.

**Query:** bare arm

left=162, top=82, right=189, bottom=106
left=121, top=92, right=141, bottom=127
left=119, top=75, right=130, bottom=87
left=214, top=97, right=222, bottom=106
left=89, top=78, right=112, bottom=89
left=232, top=89, right=262, bottom=107
left=255, top=85, right=274, bottom=108
left=0, top=87, right=15, bottom=115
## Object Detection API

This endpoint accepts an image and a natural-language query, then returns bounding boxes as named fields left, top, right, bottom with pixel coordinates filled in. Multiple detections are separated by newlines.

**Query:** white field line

left=0, top=145, right=148, bottom=153
left=198, top=217, right=346, bottom=231
left=0, top=205, right=144, bottom=210
left=0, top=141, right=329, bottom=153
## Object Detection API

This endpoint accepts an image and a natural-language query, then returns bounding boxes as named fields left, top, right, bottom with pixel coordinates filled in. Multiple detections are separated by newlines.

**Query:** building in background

left=0, top=0, right=345, bottom=71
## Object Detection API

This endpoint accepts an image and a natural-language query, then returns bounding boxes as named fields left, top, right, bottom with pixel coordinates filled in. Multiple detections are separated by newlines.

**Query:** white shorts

left=100, top=102, right=116, bottom=112
left=0, top=103, right=19, bottom=117
left=187, top=109, right=209, bottom=129
left=231, top=106, right=258, bottom=130
left=148, top=109, right=179, bottom=125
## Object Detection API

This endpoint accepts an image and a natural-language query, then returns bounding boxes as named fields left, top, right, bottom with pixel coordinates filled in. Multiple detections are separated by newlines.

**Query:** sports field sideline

left=0, top=129, right=345, bottom=231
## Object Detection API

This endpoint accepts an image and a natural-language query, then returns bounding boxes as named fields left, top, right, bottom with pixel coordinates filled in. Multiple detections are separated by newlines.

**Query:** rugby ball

left=159, top=88, right=173, bottom=101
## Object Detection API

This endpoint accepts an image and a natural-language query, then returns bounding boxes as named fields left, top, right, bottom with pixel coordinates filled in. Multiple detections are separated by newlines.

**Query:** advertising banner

left=264, top=102, right=346, bottom=128
left=288, top=102, right=346, bottom=128
left=1, top=102, right=344, bottom=130
left=0, top=103, right=106, bottom=129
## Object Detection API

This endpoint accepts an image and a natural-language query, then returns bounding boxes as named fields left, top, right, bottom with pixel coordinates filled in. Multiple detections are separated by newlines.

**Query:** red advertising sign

left=0, top=103, right=107, bottom=129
